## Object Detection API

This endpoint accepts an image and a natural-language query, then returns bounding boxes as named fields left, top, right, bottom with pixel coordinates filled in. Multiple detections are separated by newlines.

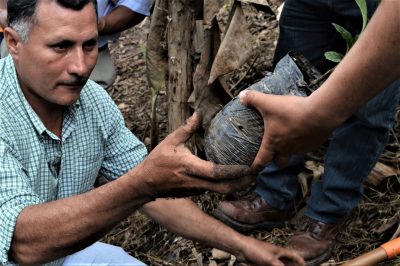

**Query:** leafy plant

left=324, top=0, right=368, bottom=63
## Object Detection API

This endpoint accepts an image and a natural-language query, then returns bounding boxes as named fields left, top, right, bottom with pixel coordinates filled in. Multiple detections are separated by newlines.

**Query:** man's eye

left=83, top=40, right=97, bottom=52
left=51, top=41, right=72, bottom=52
left=83, top=44, right=96, bottom=51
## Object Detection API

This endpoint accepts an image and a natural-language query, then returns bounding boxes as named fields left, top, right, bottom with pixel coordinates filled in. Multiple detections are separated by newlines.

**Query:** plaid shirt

left=0, top=56, right=147, bottom=265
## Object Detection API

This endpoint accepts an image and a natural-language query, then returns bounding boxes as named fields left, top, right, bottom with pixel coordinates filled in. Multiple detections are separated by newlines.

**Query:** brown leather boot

left=212, top=193, right=292, bottom=232
left=287, top=216, right=339, bottom=266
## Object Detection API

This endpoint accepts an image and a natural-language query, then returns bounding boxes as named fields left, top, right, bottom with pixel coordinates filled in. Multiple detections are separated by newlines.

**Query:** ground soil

left=102, top=2, right=400, bottom=265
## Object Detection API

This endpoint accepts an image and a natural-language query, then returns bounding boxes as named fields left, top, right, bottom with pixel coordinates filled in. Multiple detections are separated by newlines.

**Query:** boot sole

left=304, top=244, right=335, bottom=266
left=212, top=208, right=285, bottom=232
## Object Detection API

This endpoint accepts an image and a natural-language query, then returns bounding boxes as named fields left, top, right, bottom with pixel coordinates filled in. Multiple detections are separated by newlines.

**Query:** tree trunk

left=167, top=0, right=196, bottom=132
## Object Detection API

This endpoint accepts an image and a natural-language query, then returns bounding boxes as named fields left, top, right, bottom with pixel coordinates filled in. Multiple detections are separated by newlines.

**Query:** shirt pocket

left=73, top=138, right=104, bottom=186
left=75, top=132, right=104, bottom=162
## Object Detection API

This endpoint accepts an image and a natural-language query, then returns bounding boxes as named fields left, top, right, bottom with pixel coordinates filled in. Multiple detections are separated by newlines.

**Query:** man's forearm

left=11, top=170, right=153, bottom=265
left=0, top=9, right=6, bottom=29
left=308, top=0, right=400, bottom=127
left=98, top=6, right=145, bottom=35
left=10, top=112, right=253, bottom=265
left=0, top=0, right=6, bottom=28
left=141, top=199, right=307, bottom=266
left=0, top=0, right=6, bottom=10
left=142, top=199, right=246, bottom=257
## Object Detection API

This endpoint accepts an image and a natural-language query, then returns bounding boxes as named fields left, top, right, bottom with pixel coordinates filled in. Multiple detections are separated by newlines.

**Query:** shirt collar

left=5, top=56, right=81, bottom=139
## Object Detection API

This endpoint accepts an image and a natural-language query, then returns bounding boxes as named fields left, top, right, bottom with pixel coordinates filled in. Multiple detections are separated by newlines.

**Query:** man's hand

left=235, top=235, right=305, bottom=266
left=239, top=90, right=334, bottom=170
left=134, top=112, right=254, bottom=198
left=238, top=0, right=400, bottom=171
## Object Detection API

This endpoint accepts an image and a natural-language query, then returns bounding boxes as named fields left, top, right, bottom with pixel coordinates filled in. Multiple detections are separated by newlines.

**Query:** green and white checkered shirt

left=0, top=56, right=148, bottom=265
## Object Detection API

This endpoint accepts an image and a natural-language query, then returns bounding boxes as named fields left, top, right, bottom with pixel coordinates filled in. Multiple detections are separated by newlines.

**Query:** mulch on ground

left=103, top=2, right=400, bottom=265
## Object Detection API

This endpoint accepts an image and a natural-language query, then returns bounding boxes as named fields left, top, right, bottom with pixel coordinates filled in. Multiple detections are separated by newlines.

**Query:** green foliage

left=324, top=0, right=368, bottom=63
left=355, top=0, right=368, bottom=32
left=324, top=51, right=344, bottom=63
left=332, top=23, right=356, bottom=50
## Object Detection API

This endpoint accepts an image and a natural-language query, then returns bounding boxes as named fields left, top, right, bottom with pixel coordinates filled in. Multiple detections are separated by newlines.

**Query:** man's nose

left=67, top=48, right=94, bottom=77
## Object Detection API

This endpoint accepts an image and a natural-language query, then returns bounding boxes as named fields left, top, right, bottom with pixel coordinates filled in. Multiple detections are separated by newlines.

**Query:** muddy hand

left=136, top=112, right=253, bottom=198
left=239, top=90, right=332, bottom=170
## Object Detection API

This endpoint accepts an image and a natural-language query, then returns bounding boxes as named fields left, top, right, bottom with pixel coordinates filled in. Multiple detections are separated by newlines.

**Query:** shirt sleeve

left=117, top=0, right=152, bottom=16
left=0, top=139, right=42, bottom=264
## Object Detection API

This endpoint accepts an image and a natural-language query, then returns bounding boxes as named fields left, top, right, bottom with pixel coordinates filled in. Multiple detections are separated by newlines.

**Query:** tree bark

left=146, top=0, right=169, bottom=149
left=167, top=0, right=196, bottom=132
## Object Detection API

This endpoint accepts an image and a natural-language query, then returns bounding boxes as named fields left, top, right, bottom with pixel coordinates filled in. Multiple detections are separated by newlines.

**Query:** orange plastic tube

left=341, top=237, right=400, bottom=266
left=341, top=247, right=387, bottom=266
left=381, top=237, right=400, bottom=259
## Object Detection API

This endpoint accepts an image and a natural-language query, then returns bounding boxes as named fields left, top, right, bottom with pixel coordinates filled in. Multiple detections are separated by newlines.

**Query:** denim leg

left=256, top=0, right=389, bottom=216
left=256, top=0, right=340, bottom=211
left=255, top=156, right=305, bottom=211
left=273, top=0, right=341, bottom=72
left=273, top=0, right=378, bottom=72
left=306, top=80, right=400, bottom=224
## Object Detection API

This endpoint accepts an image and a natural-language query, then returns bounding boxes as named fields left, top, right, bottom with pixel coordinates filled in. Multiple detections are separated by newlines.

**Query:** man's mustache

left=58, top=78, right=88, bottom=87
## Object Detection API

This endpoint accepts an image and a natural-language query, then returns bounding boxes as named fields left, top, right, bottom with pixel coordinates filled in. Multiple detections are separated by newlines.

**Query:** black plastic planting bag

left=204, top=51, right=321, bottom=165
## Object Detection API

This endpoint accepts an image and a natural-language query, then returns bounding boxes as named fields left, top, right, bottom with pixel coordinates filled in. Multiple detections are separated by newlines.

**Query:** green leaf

left=355, top=0, right=368, bottom=32
left=332, top=23, right=355, bottom=50
left=324, top=51, right=344, bottom=63
left=332, top=23, right=355, bottom=49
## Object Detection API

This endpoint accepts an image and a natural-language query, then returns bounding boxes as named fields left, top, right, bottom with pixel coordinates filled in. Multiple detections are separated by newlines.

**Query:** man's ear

left=3, top=27, right=23, bottom=59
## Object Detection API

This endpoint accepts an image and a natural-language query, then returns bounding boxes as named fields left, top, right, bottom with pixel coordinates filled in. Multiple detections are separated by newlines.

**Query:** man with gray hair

left=0, top=0, right=152, bottom=89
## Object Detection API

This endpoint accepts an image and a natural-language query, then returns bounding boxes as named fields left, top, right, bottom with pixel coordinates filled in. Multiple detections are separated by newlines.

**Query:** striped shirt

left=0, top=55, right=147, bottom=265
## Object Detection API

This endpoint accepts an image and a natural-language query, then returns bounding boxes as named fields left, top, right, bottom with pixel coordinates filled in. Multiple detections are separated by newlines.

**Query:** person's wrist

left=233, top=234, right=256, bottom=262
left=221, top=231, right=248, bottom=260
left=125, top=165, right=156, bottom=202
left=306, top=93, right=341, bottom=131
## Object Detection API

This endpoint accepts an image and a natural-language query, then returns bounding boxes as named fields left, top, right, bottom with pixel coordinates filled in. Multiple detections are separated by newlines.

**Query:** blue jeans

left=63, top=242, right=146, bottom=266
left=255, top=0, right=400, bottom=224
